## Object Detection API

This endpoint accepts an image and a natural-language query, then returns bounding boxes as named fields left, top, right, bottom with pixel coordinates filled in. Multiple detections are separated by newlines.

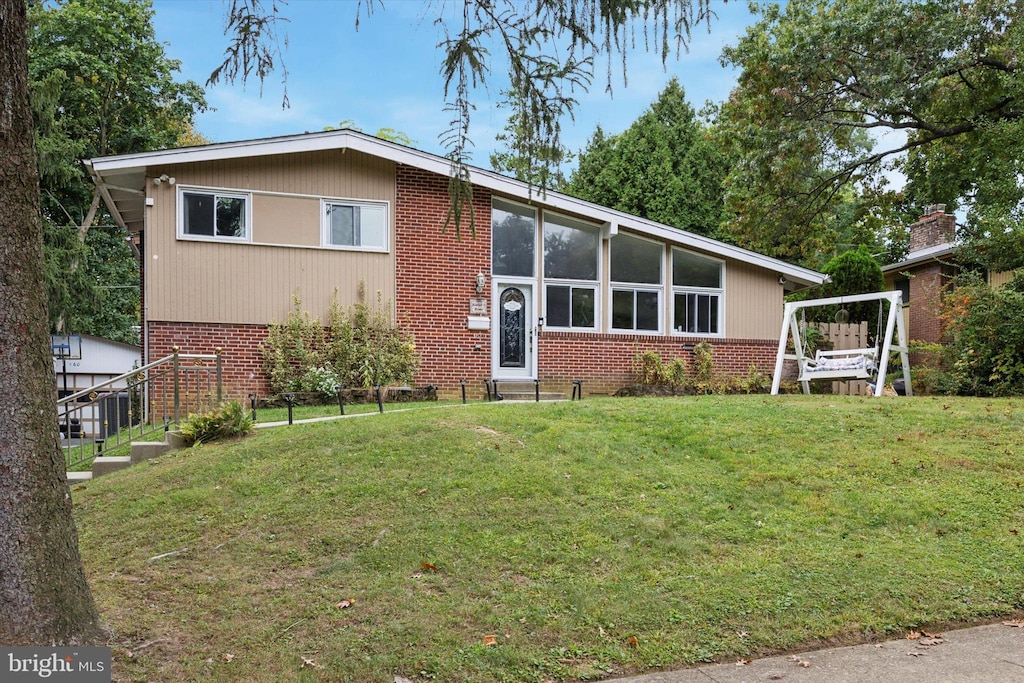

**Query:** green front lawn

left=72, top=395, right=1024, bottom=682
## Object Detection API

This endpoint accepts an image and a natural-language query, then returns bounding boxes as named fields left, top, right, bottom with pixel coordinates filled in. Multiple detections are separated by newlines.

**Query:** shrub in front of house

left=938, top=272, right=1024, bottom=396
left=261, top=289, right=419, bottom=397
left=625, top=346, right=770, bottom=396
left=179, top=400, right=254, bottom=445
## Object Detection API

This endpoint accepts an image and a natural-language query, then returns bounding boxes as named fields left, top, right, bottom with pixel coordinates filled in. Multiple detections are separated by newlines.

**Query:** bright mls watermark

left=2, top=648, right=110, bottom=682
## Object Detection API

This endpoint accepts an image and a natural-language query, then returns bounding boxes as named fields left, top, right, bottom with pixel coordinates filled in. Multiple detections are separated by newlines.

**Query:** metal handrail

left=58, top=349, right=223, bottom=471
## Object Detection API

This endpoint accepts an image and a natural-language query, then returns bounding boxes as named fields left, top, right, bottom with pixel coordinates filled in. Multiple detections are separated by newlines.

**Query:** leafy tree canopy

left=719, top=0, right=1021, bottom=266
left=563, top=78, right=733, bottom=239
left=29, top=0, right=206, bottom=340
left=796, top=245, right=886, bottom=324
left=208, top=0, right=719, bottom=235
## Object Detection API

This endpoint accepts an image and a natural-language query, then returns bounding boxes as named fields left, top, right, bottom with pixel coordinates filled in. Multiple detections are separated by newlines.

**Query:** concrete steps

left=70, top=430, right=186, bottom=482
left=489, top=381, right=566, bottom=401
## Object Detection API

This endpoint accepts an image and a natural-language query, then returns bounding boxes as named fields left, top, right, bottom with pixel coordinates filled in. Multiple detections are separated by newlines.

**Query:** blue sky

left=151, top=0, right=759, bottom=170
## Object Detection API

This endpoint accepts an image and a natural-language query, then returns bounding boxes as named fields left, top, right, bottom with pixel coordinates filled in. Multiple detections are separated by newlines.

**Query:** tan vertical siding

left=724, top=260, right=785, bottom=339
left=989, top=270, right=1015, bottom=289
left=253, top=194, right=320, bottom=246
left=146, top=150, right=396, bottom=324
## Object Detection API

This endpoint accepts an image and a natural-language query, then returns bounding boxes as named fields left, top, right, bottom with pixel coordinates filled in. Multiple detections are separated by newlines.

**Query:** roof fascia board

left=882, top=244, right=957, bottom=272
left=86, top=130, right=825, bottom=286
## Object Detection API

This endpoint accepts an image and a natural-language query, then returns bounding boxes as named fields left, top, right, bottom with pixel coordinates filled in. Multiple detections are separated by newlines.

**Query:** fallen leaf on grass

left=1004, top=619, right=1024, bottom=628
left=416, top=488, right=428, bottom=496
left=626, top=636, right=639, bottom=648
left=300, top=656, right=321, bottom=669
left=395, top=677, right=414, bottom=683
left=482, top=635, right=498, bottom=646
left=223, top=653, right=235, bottom=662
left=336, top=598, right=355, bottom=609
left=421, top=562, right=438, bottom=572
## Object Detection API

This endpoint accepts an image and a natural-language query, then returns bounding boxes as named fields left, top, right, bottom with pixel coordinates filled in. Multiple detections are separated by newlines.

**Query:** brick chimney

left=908, top=204, right=956, bottom=252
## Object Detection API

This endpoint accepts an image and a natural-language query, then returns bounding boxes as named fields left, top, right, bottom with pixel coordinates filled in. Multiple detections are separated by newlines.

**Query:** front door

left=493, top=283, right=535, bottom=380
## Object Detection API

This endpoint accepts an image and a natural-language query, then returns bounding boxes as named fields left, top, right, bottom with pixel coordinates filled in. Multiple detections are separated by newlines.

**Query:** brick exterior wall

left=537, top=333, right=779, bottom=395
left=394, top=164, right=494, bottom=397
left=907, top=262, right=948, bottom=344
left=908, top=211, right=956, bottom=252
left=148, top=321, right=270, bottom=402
left=142, top=164, right=788, bottom=402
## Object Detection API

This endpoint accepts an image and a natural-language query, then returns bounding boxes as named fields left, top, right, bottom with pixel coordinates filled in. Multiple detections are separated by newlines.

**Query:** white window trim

left=671, top=289, right=724, bottom=337
left=542, top=210, right=602, bottom=332
left=609, top=232, right=665, bottom=334
left=491, top=196, right=539, bottom=278
left=609, top=231, right=664, bottom=287
left=176, top=185, right=252, bottom=243
left=671, top=248, right=725, bottom=337
left=320, top=198, right=391, bottom=253
left=543, top=281, right=600, bottom=331
left=610, top=285, right=663, bottom=334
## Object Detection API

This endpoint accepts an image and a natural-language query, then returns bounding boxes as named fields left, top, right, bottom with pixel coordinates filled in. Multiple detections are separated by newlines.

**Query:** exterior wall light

left=153, top=174, right=175, bottom=186
left=475, top=272, right=486, bottom=293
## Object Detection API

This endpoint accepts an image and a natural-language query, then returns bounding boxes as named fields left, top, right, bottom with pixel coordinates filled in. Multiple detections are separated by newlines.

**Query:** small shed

left=53, top=334, right=141, bottom=395
left=53, top=334, right=141, bottom=438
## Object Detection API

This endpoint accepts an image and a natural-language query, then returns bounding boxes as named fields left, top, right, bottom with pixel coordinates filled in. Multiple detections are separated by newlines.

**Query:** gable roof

left=85, top=129, right=826, bottom=289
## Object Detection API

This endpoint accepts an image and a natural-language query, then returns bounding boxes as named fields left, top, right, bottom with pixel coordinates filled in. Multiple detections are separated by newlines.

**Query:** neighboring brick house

left=86, top=130, right=825, bottom=400
left=883, top=205, right=1013, bottom=345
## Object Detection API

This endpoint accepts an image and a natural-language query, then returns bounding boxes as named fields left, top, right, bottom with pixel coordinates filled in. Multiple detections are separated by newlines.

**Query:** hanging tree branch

left=207, top=0, right=717, bottom=235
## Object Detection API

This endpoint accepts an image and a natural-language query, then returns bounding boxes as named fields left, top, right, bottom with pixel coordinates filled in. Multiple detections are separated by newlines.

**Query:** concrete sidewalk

left=607, top=622, right=1024, bottom=682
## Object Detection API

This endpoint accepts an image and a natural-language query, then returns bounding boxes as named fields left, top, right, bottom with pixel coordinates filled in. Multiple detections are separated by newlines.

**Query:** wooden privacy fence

left=815, top=321, right=871, bottom=396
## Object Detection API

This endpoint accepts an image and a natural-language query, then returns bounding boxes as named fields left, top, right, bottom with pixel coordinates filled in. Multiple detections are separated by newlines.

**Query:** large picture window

left=492, top=199, right=536, bottom=277
left=611, top=233, right=663, bottom=332
left=543, top=213, right=599, bottom=330
left=672, top=248, right=723, bottom=335
left=322, top=200, right=388, bottom=251
left=180, top=189, right=249, bottom=240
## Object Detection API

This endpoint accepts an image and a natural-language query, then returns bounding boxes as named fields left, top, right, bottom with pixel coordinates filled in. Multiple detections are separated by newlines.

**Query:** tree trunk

left=0, top=0, right=104, bottom=645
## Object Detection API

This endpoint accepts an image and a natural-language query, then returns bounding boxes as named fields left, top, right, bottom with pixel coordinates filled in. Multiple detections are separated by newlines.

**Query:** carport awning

left=86, top=165, right=146, bottom=235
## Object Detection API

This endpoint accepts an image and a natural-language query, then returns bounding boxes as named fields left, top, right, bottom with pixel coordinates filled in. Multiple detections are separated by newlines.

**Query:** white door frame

left=491, top=280, right=537, bottom=380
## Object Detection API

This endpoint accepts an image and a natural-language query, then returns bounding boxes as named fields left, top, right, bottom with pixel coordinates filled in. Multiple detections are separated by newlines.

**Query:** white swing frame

left=770, top=291, right=912, bottom=397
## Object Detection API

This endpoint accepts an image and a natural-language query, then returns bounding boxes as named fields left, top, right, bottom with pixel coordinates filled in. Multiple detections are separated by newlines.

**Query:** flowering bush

left=300, top=366, right=341, bottom=397
left=938, top=272, right=1024, bottom=396
left=262, top=288, right=419, bottom=396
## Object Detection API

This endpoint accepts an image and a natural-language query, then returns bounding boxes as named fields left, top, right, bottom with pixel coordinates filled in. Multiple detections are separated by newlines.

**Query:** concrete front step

left=69, top=430, right=188, bottom=485
left=130, top=440, right=173, bottom=464
left=489, top=381, right=568, bottom=401
left=91, top=456, right=132, bottom=478
left=495, top=392, right=566, bottom=401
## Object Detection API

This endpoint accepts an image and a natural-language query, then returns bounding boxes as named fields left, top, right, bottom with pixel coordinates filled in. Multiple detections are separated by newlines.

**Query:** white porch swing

left=770, top=291, right=912, bottom=397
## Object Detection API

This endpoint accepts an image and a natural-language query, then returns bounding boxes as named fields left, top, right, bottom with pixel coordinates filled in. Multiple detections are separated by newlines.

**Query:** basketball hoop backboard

left=50, top=334, right=82, bottom=360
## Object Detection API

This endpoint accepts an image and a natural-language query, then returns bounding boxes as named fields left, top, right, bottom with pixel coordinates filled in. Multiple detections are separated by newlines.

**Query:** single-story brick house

left=86, top=129, right=825, bottom=399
